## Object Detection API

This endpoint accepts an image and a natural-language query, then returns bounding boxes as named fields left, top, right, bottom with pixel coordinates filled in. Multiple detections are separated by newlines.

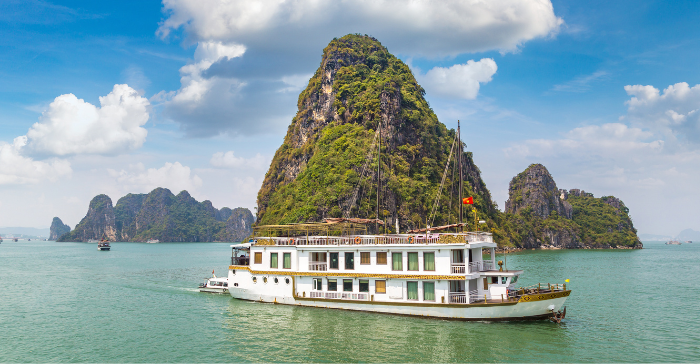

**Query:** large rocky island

left=498, top=164, right=641, bottom=249
left=254, top=34, right=641, bottom=249
left=58, top=188, right=254, bottom=242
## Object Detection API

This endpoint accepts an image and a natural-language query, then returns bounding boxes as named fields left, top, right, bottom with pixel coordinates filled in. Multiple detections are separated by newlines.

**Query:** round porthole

left=263, top=277, right=268, bottom=284
left=285, top=278, right=290, bottom=285
left=274, top=278, right=279, bottom=284
left=252, top=276, right=257, bottom=283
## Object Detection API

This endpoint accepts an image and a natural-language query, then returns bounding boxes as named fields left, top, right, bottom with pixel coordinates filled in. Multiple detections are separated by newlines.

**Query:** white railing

left=309, top=262, right=327, bottom=271
left=451, top=264, right=466, bottom=274
left=481, top=261, right=494, bottom=271
left=309, top=291, right=367, bottom=300
left=469, top=289, right=489, bottom=302
left=449, top=292, right=468, bottom=303
left=254, top=232, right=494, bottom=246
left=468, top=262, right=480, bottom=273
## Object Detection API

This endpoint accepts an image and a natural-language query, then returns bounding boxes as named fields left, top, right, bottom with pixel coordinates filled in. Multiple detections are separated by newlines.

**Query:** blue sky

left=1, top=0, right=699, bottom=237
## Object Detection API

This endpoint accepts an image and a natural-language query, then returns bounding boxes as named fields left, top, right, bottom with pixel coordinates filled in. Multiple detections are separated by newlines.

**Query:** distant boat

left=97, top=234, right=111, bottom=251
left=685, top=241, right=693, bottom=244
left=88, top=239, right=99, bottom=243
left=13, top=238, right=18, bottom=242
left=146, top=239, right=160, bottom=244
left=666, top=240, right=682, bottom=245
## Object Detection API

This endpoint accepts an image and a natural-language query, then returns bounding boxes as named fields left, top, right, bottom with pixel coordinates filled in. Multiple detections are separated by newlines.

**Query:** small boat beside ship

left=199, top=271, right=229, bottom=293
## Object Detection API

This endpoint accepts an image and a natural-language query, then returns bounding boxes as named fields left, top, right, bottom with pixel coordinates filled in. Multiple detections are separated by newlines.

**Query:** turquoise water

left=1, top=241, right=699, bottom=362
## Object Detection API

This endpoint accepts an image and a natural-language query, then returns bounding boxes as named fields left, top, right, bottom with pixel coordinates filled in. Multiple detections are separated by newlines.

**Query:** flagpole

left=458, top=120, right=463, bottom=233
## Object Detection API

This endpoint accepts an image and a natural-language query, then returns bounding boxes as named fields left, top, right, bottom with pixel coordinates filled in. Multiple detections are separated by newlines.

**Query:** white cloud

left=26, top=84, right=150, bottom=156
left=210, top=151, right=270, bottom=170
left=0, top=136, right=72, bottom=185
left=623, top=82, right=700, bottom=143
left=416, top=58, right=497, bottom=99
left=157, top=0, right=562, bottom=56
left=155, top=41, right=298, bottom=137
left=108, top=162, right=203, bottom=194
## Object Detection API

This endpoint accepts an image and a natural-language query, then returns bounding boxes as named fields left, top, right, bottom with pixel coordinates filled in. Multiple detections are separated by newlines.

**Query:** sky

left=1, top=0, right=699, bottom=237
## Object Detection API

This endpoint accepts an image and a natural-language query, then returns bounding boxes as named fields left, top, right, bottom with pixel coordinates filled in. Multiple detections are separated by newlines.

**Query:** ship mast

left=458, top=120, right=463, bottom=232
left=376, top=121, right=381, bottom=234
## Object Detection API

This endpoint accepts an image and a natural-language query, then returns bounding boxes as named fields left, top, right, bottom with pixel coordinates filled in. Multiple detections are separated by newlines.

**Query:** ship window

left=313, top=278, right=323, bottom=290
left=343, top=279, right=353, bottom=292
left=274, top=278, right=279, bottom=284
left=330, top=252, right=339, bottom=269
left=328, top=279, right=337, bottom=291
left=423, top=282, right=435, bottom=301
left=408, top=252, right=419, bottom=271
left=376, top=252, right=387, bottom=265
left=424, top=252, right=435, bottom=271
left=270, top=253, right=278, bottom=268
left=283, top=253, right=291, bottom=269
left=491, top=277, right=498, bottom=284
left=254, top=252, right=262, bottom=264
left=512, top=275, right=519, bottom=284
left=360, top=252, right=370, bottom=264
left=311, top=252, right=326, bottom=262
left=375, top=280, right=386, bottom=294
left=224, top=282, right=228, bottom=287
left=452, top=250, right=464, bottom=264
left=263, top=277, right=268, bottom=284
left=345, top=252, right=354, bottom=270
left=359, top=280, right=369, bottom=292
left=501, top=277, right=508, bottom=284
left=285, top=278, right=290, bottom=284
left=392, top=252, right=403, bottom=271
left=252, top=277, right=257, bottom=283
left=407, top=281, right=418, bottom=300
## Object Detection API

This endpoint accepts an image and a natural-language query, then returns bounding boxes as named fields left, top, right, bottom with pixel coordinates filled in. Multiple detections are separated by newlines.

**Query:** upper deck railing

left=253, top=232, right=494, bottom=246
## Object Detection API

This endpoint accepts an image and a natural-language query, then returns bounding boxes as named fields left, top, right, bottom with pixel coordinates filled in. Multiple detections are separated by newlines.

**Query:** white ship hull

left=228, top=268, right=569, bottom=321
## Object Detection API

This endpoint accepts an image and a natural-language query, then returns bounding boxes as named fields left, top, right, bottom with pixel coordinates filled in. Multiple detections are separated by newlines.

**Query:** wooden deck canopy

left=254, top=218, right=383, bottom=237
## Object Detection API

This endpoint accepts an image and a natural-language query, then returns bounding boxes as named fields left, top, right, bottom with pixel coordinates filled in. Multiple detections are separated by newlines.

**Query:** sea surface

left=1, top=240, right=699, bottom=362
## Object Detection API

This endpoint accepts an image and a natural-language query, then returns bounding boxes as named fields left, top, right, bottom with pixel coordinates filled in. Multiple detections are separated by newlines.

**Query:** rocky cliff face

left=505, top=164, right=572, bottom=219
left=221, top=208, right=255, bottom=242
left=500, top=164, right=642, bottom=249
left=257, top=34, right=496, bottom=231
left=58, top=189, right=254, bottom=242
left=49, top=217, right=70, bottom=241
left=59, top=195, right=117, bottom=242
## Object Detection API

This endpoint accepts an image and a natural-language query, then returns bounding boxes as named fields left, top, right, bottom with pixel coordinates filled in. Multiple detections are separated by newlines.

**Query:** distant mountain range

left=638, top=229, right=700, bottom=241
left=0, top=227, right=49, bottom=238
left=56, top=188, right=254, bottom=243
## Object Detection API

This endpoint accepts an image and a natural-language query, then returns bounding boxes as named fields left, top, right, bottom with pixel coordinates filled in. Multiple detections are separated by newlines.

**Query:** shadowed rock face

left=58, top=189, right=254, bottom=242
left=505, top=164, right=572, bottom=219
left=49, top=217, right=71, bottom=241
left=58, top=195, right=116, bottom=242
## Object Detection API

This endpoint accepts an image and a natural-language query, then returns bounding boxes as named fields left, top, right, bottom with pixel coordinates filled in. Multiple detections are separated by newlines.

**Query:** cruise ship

left=227, top=219, right=570, bottom=321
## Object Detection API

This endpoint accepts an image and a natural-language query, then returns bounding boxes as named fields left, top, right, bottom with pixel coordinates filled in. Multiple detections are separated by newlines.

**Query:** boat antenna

left=458, top=120, right=463, bottom=232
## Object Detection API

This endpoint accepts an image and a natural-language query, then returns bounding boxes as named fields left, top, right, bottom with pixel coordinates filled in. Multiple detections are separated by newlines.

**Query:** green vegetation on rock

left=257, top=34, right=497, bottom=231
left=59, top=188, right=254, bottom=242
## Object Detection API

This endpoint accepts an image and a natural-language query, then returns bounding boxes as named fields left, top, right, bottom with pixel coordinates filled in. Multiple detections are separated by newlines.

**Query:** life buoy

left=354, top=236, right=361, bottom=244
left=289, top=238, right=295, bottom=245
left=408, top=236, right=414, bottom=244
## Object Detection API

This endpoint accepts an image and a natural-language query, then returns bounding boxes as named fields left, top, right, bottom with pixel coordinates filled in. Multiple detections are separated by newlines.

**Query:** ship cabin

left=230, top=220, right=529, bottom=305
